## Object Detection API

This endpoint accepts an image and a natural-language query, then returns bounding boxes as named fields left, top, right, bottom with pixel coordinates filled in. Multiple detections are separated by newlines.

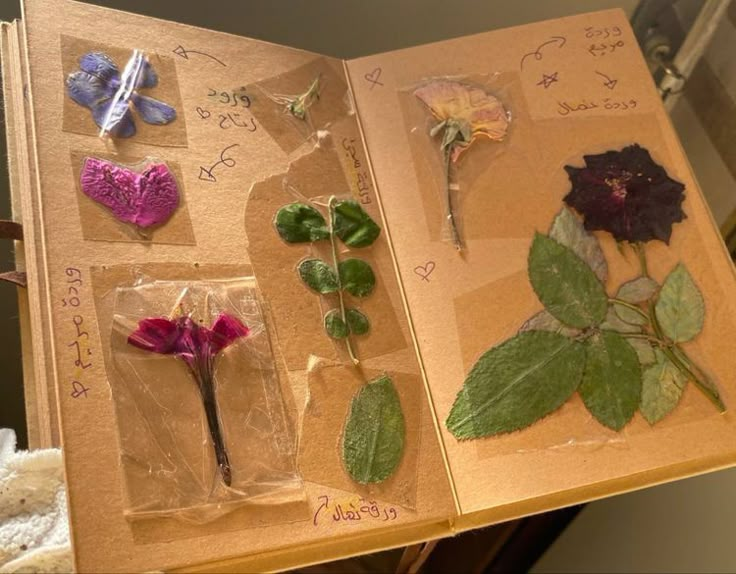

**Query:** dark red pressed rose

left=128, top=312, right=250, bottom=486
left=563, top=144, right=685, bottom=243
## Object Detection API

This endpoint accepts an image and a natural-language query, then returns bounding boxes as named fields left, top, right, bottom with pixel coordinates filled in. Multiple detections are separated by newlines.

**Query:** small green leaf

left=614, top=277, right=658, bottom=325
left=346, top=308, right=370, bottom=335
left=641, top=349, right=687, bottom=425
left=324, top=310, right=349, bottom=339
left=579, top=331, right=641, bottom=431
left=655, top=263, right=705, bottom=343
left=333, top=200, right=381, bottom=248
left=446, top=331, right=585, bottom=439
left=549, top=207, right=607, bottom=282
left=528, top=233, right=608, bottom=329
left=601, top=307, right=641, bottom=334
left=274, top=203, right=329, bottom=243
left=338, top=258, right=375, bottom=298
left=298, top=259, right=338, bottom=294
left=342, top=375, right=405, bottom=484
left=626, top=337, right=657, bottom=365
left=519, top=310, right=580, bottom=338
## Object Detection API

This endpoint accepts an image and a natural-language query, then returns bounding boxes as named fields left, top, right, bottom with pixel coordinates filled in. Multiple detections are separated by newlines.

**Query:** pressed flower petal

left=563, top=144, right=685, bottom=243
left=66, top=70, right=114, bottom=108
left=128, top=317, right=180, bottom=354
left=80, top=157, right=140, bottom=225
left=92, top=98, right=136, bottom=138
left=133, top=94, right=177, bottom=125
left=79, top=52, right=119, bottom=83
left=209, top=313, right=250, bottom=355
left=134, top=58, right=159, bottom=89
left=414, top=80, right=509, bottom=162
left=135, top=163, right=180, bottom=227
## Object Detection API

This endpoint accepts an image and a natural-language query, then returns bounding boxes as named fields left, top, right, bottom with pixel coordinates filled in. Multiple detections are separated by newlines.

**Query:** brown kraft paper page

left=346, top=8, right=736, bottom=517
left=61, top=35, right=188, bottom=147
left=70, top=149, right=196, bottom=245
left=299, top=364, right=423, bottom=510
left=247, top=57, right=350, bottom=155
left=245, top=140, right=407, bottom=370
left=90, top=263, right=310, bottom=543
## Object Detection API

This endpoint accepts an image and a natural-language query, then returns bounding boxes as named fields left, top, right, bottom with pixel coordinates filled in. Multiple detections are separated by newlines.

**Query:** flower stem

left=609, top=297, right=650, bottom=322
left=443, top=147, right=463, bottom=251
left=328, top=195, right=359, bottom=365
left=197, top=366, right=232, bottom=486
left=634, top=242, right=649, bottom=278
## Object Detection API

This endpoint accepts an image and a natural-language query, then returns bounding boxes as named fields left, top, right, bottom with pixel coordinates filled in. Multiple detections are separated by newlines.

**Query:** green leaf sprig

left=274, top=196, right=380, bottom=364
left=447, top=205, right=724, bottom=440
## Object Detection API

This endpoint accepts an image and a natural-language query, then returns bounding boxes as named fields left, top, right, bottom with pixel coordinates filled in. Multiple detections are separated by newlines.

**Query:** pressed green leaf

left=298, top=259, right=338, bottom=294
left=342, top=375, right=405, bottom=484
left=528, top=233, right=608, bottom=329
left=641, top=349, right=687, bottom=425
left=655, top=263, right=705, bottom=342
left=614, top=277, right=658, bottom=325
left=579, top=331, right=642, bottom=431
left=333, top=200, right=381, bottom=248
left=346, top=308, right=370, bottom=335
left=549, top=207, right=607, bottom=282
left=446, top=331, right=585, bottom=439
left=626, top=337, right=657, bottom=366
left=601, top=307, right=641, bottom=334
left=519, top=310, right=580, bottom=338
left=324, top=310, right=349, bottom=339
left=338, top=258, right=375, bottom=298
left=274, top=203, right=329, bottom=243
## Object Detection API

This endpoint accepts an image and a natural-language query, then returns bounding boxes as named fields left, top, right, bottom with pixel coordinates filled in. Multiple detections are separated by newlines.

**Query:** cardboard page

left=19, top=0, right=453, bottom=571
left=347, top=8, right=736, bottom=517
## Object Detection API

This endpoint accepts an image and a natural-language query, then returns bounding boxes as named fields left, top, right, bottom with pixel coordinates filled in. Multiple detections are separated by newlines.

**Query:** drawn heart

left=196, top=106, right=211, bottom=119
left=364, top=68, right=383, bottom=87
left=80, top=157, right=179, bottom=229
left=413, top=261, right=436, bottom=281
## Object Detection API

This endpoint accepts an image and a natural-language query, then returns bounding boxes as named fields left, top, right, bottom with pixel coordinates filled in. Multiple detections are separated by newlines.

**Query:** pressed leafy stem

left=339, top=258, right=376, bottom=298
left=446, top=331, right=585, bottom=439
left=528, top=233, right=608, bottom=329
left=274, top=203, right=330, bottom=243
left=342, top=375, right=405, bottom=484
left=641, top=349, right=687, bottom=424
left=298, top=258, right=338, bottom=294
left=333, top=199, right=381, bottom=248
left=579, top=331, right=642, bottom=431
left=655, top=263, right=704, bottom=343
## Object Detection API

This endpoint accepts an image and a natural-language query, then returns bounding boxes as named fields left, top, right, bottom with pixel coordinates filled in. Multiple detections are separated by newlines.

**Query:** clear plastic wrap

left=106, top=276, right=304, bottom=523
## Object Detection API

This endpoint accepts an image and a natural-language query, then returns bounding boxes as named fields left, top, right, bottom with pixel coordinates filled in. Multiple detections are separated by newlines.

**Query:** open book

left=4, top=0, right=736, bottom=571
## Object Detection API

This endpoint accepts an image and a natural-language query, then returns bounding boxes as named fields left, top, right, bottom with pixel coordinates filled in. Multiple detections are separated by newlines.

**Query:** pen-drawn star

left=537, top=72, right=559, bottom=89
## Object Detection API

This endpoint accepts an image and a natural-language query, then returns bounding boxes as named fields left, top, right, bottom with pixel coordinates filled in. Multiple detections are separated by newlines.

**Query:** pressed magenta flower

left=414, top=80, right=509, bottom=250
left=563, top=144, right=686, bottom=244
left=129, top=312, right=250, bottom=486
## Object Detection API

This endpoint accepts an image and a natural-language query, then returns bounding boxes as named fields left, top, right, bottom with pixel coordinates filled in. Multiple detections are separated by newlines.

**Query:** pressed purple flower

left=80, top=157, right=180, bottom=230
left=66, top=51, right=176, bottom=138
left=128, top=312, right=250, bottom=486
left=563, top=144, right=686, bottom=244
